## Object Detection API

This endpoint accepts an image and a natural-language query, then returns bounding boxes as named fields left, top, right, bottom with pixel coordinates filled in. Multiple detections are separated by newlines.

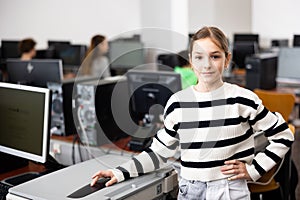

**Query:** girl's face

left=190, top=38, right=231, bottom=90
left=98, top=39, right=109, bottom=54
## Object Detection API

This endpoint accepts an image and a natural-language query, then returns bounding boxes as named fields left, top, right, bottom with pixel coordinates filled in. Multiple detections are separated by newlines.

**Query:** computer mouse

left=67, top=178, right=111, bottom=198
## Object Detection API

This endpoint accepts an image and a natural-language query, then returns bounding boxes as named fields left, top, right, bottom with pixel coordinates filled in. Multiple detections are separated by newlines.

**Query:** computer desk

left=4, top=135, right=178, bottom=200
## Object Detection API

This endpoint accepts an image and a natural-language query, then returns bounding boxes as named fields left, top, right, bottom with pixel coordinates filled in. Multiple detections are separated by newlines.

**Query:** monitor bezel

left=0, top=82, right=51, bottom=163
left=6, top=58, right=64, bottom=88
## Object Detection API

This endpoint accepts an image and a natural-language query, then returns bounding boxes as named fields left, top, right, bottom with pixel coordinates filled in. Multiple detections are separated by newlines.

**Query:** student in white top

left=81, top=34, right=111, bottom=78
left=90, top=26, right=294, bottom=200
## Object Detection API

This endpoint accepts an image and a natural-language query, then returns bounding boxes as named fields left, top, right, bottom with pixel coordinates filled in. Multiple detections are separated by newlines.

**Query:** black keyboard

left=0, top=181, right=11, bottom=200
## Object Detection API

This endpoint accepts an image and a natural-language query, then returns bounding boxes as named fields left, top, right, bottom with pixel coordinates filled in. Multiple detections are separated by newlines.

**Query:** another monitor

left=35, top=49, right=55, bottom=59
left=52, top=44, right=87, bottom=70
left=0, top=82, right=51, bottom=173
left=1, top=40, right=20, bottom=59
left=293, top=35, right=300, bottom=47
left=6, top=59, right=63, bottom=88
left=157, top=53, right=179, bottom=71
left=271, top=39, right=289, bottom=47
left=233, top=33, right=259, bottom=44
left=108, top=40, right=144, bottom=69
left=47, top=40, right=71, bottom=48
left=232, top=41, right=258, bottom=69
left=276, top=47, right=300, bottom=85
left=127, top=70, right=182, bottom=123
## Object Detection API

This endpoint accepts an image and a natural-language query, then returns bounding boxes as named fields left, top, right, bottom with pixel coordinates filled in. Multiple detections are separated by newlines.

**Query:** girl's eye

left=211, top=55, right=220, bottom=60
left=195, top=56, right=203, bottom=60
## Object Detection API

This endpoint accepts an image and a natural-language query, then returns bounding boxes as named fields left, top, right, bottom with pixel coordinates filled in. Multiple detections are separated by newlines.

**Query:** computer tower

left=245, top=53, right=278, bottom=90
left=47, top=76, right=99, bottom=136
left=75, top=77, right=133, bottom=146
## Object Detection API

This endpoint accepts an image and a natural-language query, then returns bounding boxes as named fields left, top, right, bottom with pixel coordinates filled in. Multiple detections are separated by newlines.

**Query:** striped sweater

left=111, top=82, right=294, bottom=182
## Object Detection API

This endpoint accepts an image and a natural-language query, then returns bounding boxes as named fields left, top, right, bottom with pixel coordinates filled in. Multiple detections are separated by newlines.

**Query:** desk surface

left=0, top=136, right=133, bottom=182
left=0, top=162, right=45, bottom=181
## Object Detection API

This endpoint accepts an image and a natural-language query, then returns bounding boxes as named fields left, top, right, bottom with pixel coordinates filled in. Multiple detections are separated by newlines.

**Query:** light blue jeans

left=178, top=178, right=250, bottom=200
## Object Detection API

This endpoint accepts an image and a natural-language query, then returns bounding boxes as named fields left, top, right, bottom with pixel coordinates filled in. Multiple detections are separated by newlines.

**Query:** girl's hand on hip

left=220, top=160, right=252, bottom=181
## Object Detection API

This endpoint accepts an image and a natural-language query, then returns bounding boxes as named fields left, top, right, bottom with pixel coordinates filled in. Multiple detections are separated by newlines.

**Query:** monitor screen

left=277, top=47, right=300, bottom=84
left=271, top=39, right=289, bottom=47
left=233, top=33, right=259, bottom=44
left=1, top=40, right=20, bottom=59
left=6, top=59, right=63, bottom=88
left=127, top=70, right=182, bottom=122
left=0, top=82, right=51, bottom=164
left=108, top=40, right=144, bottom=69
left=232, top=41, right=258, bottom=69
left=48, top=40, right=71, bottom=48
left=35, top=49, right=55, bottom=59
left=293, top=35, right=300, bottom=47
left=52, top=44, right=87, bottom=70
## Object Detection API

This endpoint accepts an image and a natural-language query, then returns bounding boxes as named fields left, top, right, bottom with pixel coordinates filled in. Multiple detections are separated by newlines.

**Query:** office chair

left=248, top=89, right=296, bottom=200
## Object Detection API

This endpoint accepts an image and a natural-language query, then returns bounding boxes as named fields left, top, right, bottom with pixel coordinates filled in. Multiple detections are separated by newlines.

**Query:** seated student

left=18, top=38, right=36, bottom=60
left=80, top=34, right=111, bottom=78
left=174, top=50, right=197, bottom=89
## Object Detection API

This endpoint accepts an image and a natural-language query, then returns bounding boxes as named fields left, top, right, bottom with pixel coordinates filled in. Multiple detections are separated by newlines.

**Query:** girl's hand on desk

left=220, top=159, right=252, bottom=181
left=90, top=170, right=117, bottom=187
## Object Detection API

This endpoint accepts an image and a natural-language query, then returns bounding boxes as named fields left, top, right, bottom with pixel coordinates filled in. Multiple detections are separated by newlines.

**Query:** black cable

left=72, top=134, right=77, bottom=165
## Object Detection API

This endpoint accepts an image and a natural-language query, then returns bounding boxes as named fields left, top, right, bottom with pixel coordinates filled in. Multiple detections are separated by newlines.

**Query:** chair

left=248, top=89, right=296, bottom=200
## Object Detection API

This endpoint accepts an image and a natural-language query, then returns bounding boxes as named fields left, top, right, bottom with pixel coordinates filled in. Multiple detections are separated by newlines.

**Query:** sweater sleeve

left=111, top=96, right=180, bottom=183
left=245, top=96, right=294, bottom=182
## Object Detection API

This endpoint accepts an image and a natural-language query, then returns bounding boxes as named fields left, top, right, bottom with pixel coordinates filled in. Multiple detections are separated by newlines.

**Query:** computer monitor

left=126, top=70, right=182, bottom=123
left=52, top=44, right=87, bottom=70
left=271, top=39, right=289, bottom=47
left=233, top=33, right=259, bottom=44
left=232, top=41, right=258, bottom=69
left=293, top=35, right=300, bottom=47
left=108, top=40, right=144, bottom=70
left=276, top=47, right=300, bottom=85
left=1, top=40, right=20, bottom=59
left=6, top=59, right=63, bottom=88
left=0, top=82, right=51, bottom=173
left=35, top=49, right=55, bottom=59
left=47, top=40, right=71, bottom=48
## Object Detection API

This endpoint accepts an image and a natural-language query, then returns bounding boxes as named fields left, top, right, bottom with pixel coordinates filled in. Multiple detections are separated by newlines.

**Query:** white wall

left=1, top=0, right=298, bottom=51
left=0, top=0, right=141, bottom=49
left=188, top=0, right=252, bottom=42
left=252, top=0, right=300, bottom=48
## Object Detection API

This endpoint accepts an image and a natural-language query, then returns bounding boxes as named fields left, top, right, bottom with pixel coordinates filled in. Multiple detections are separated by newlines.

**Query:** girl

left=81, top=34, right=111, bottom=78
left=90, top=26, right=294, bottom=200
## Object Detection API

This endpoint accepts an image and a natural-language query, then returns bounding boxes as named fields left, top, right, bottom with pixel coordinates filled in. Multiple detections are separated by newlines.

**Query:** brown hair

left=86, top=35, right=106, bottom=56
left=18, top=38, right=36, bottom=54
left=189, top=26, right=229, bottom=58
left=82, top=35, right=106, bottom=75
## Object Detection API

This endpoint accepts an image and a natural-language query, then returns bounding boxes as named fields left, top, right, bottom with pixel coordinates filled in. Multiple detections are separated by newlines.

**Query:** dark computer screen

left=52, top=44, right=87, bottom=70
left=271, top=39, right=289, bottom=47
left=47, top=40, right=71, bottom=48
left=277, top=47, right=300, bottom=84
left=232, top=41, right=258, bottom=69
left=0, top=82, right=51, bottom=172
left=127, top=70, right=182, bottom=122
left=35, top=49, right=55, bottom=59
left=6, top=59, right=63, bottom=88
left=108, top=40, right=144, bottom=69
left=233, top=34, right=259, bottom=44
left=1, top=40, right=20, bottom=59
left=293, top=35, right=300, bottom=47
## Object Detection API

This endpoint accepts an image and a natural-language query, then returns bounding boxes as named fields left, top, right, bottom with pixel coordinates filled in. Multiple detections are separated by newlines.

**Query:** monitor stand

left=0, top=152, right=28, bottom=174
left=0, top=153, right=66, bottom=186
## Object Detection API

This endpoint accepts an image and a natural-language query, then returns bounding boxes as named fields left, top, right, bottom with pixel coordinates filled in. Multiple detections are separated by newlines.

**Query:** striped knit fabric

left=111, top=82, right=294, bottom=183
